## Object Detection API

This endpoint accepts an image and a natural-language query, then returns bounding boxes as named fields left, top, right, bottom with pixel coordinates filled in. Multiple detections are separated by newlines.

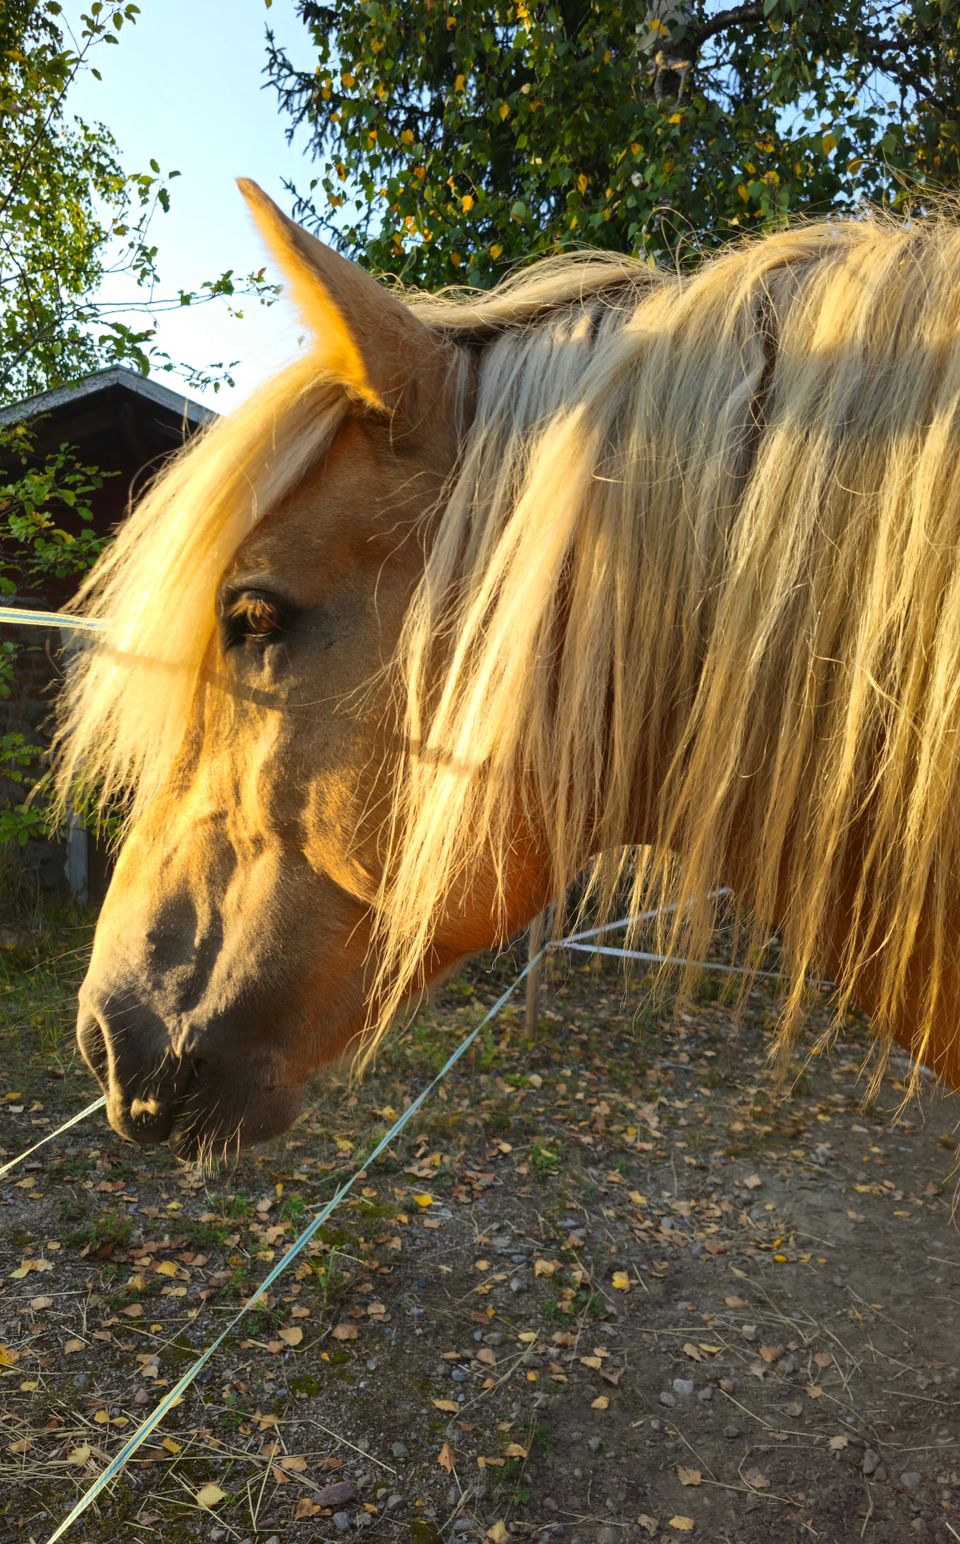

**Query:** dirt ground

left=2, top=915, right=960, bottom=1544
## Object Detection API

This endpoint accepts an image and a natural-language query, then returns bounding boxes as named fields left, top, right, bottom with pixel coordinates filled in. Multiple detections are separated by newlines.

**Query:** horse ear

left=237, top=178, right=447, bottom=416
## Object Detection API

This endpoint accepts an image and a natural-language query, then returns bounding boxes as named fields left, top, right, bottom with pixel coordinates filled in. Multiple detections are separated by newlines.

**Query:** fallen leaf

left=279, top=1326, right=303, bottom=1347
left=682, top=1342, right=703, bottom=1362
left=668, top=1519, right=695, bottom=1533
left=744, top=1466, right=770, bottom=1488
left=412, top=1193, right=433, bottom=1208
left=828, top=1434, right=848, bottom=1452
left=677, top=1465, right=702, bottom=1487
left=63, top=1339, right=84, bottom=1354
left=30, top=1296, right=53, bottom=1311
left=487, top=1524, right=510, bottom=1544
left=332, top=1322, right=358, bottom=1341
left=67, top=1443, right=91, bottom=1466
left=432, top=1399, right=460, bottom=1413
left=505, top=1443, right=528, bottom=1458
left=279, top=1454, right=308, bottom=1472
left=438, top=1441, right=456, bottom=1473
left=195, top=1483, right=227, bottom=1508
left=611, top=1270, right=631, bottom=1291
left=638, top=1518, right=659, bottom=1538
left=591, top=1395, right=610, bottom=1409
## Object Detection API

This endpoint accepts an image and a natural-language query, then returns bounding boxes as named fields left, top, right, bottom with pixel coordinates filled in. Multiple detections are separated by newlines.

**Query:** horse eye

left=221, top=590, right=286, bottom=649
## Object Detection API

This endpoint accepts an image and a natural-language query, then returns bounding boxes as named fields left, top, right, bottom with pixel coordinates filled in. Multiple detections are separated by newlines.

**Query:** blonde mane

left=55, top=356, right=348, bottom=816
left=58, top=213, right=960, bottom=1083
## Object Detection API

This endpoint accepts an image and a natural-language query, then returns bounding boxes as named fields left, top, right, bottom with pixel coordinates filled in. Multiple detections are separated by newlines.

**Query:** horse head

left=71, top=183, right=546, bottom=1160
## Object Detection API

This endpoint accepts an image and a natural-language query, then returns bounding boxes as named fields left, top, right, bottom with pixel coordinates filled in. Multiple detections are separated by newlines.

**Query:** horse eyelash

left=220, top=590, right=288, bottom=649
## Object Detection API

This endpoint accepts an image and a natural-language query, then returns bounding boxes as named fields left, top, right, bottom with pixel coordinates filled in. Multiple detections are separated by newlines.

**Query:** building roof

left=0, top=367, right=214, bottom=435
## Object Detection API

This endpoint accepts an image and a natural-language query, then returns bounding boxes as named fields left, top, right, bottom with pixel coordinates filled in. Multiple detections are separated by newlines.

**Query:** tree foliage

left=1, top=0, right=276, bottom=404
left=266, top=0, right=960, bottom=286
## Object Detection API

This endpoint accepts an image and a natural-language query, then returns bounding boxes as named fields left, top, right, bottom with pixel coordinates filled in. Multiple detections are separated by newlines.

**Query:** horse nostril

left=77, top=1012, right=110, bottom=1088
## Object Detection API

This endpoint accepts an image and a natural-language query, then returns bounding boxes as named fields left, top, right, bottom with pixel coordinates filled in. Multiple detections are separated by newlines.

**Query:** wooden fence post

left=523, top=908, right=548, bottom=1041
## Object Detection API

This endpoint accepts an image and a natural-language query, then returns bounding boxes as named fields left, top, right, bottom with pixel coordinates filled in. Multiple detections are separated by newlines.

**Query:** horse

left=56, top=181, right=960, bottom=1162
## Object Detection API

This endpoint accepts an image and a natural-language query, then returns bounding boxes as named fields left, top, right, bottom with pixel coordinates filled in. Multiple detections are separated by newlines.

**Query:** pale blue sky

left=62, top=0, right=323, bottom=407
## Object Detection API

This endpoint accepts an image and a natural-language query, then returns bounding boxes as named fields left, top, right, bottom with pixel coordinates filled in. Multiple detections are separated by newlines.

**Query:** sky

left=61, top=0, right=323, bottom=408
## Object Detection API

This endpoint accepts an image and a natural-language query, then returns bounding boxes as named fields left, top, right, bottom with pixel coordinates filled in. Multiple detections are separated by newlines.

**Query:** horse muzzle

left=77, top=999, right=304, bottom=1159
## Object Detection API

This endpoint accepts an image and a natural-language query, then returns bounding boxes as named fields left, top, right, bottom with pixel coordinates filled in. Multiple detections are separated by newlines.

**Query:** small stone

left=659, top=1391, right=676, bottom=1407
left=392, top=1442, right=409, bottom=1460
left=332, top=1513, right=351, bottom=1534
left=597, top=1529, right=620, bottom=1544
left=509, top=1275, right=529, bottom=1294
left=697, top=1385, right=713, bottom=1402
left=900, top=1471, right=922, bottom=1491
left=723, top=1423, right=742, bottom=1440
left=386, top=1494, right=403, bottom=1511
left=317, top=1481, right=357, bottom=1507
left=863, top=1448, right=880, bottom=1476
left=672, top=1378, right=695, bottom=1397
left=588, top=1436, right=603, bottom=1453
left=451, top=1368, right=469, bottom=1383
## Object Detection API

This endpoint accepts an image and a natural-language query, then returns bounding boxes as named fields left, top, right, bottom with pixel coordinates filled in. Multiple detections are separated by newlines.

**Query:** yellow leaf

left=432, top=1398, right=460, bottom=1413
left=461, top=194, right=475, bottom=213
left=412, top=1193, right=433, bottom=1208
left=67, top=1443, right=91, bottom=1467
left=499, top=101, right=510, bottom=120
left=487, top=1524, right=510, bottom=1544
left=611, top=1271, right=631, bottom=1291
left=93, top=1410, right=109, bottom=1425
left=196, top=1483, right=227, bottom=1508
left=822, top=133, right=837, bottom=154
left=576, top=172, right=588, bottom=194
left=737, top=184, right=749, bottom=202
left=400, top=129, right=414, bottom=145
left=454, top=73, right=466, bottom=92
left=669, top=1520, right=696, bottom=1533
left=162, top=1436, right=182, bottom=1454
left=591, top=1395, right=609, bottom=1409
left=279, top=1326, right=303, bottom=1347
left=155, top=1261, right=178, bottom=1277
left=0, top=1346, right=19, bottom=1366
left=668, top=111, right=683, bottom=124
left=505, top=1443, right=527, bottom=1458
left=534, top=1259, right=558, bottom=1277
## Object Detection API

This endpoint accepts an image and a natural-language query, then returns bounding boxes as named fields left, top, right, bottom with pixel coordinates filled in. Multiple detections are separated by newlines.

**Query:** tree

left=1, top=0, right=276, bottom=404
left=265, top=0, right=960, bottom=287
